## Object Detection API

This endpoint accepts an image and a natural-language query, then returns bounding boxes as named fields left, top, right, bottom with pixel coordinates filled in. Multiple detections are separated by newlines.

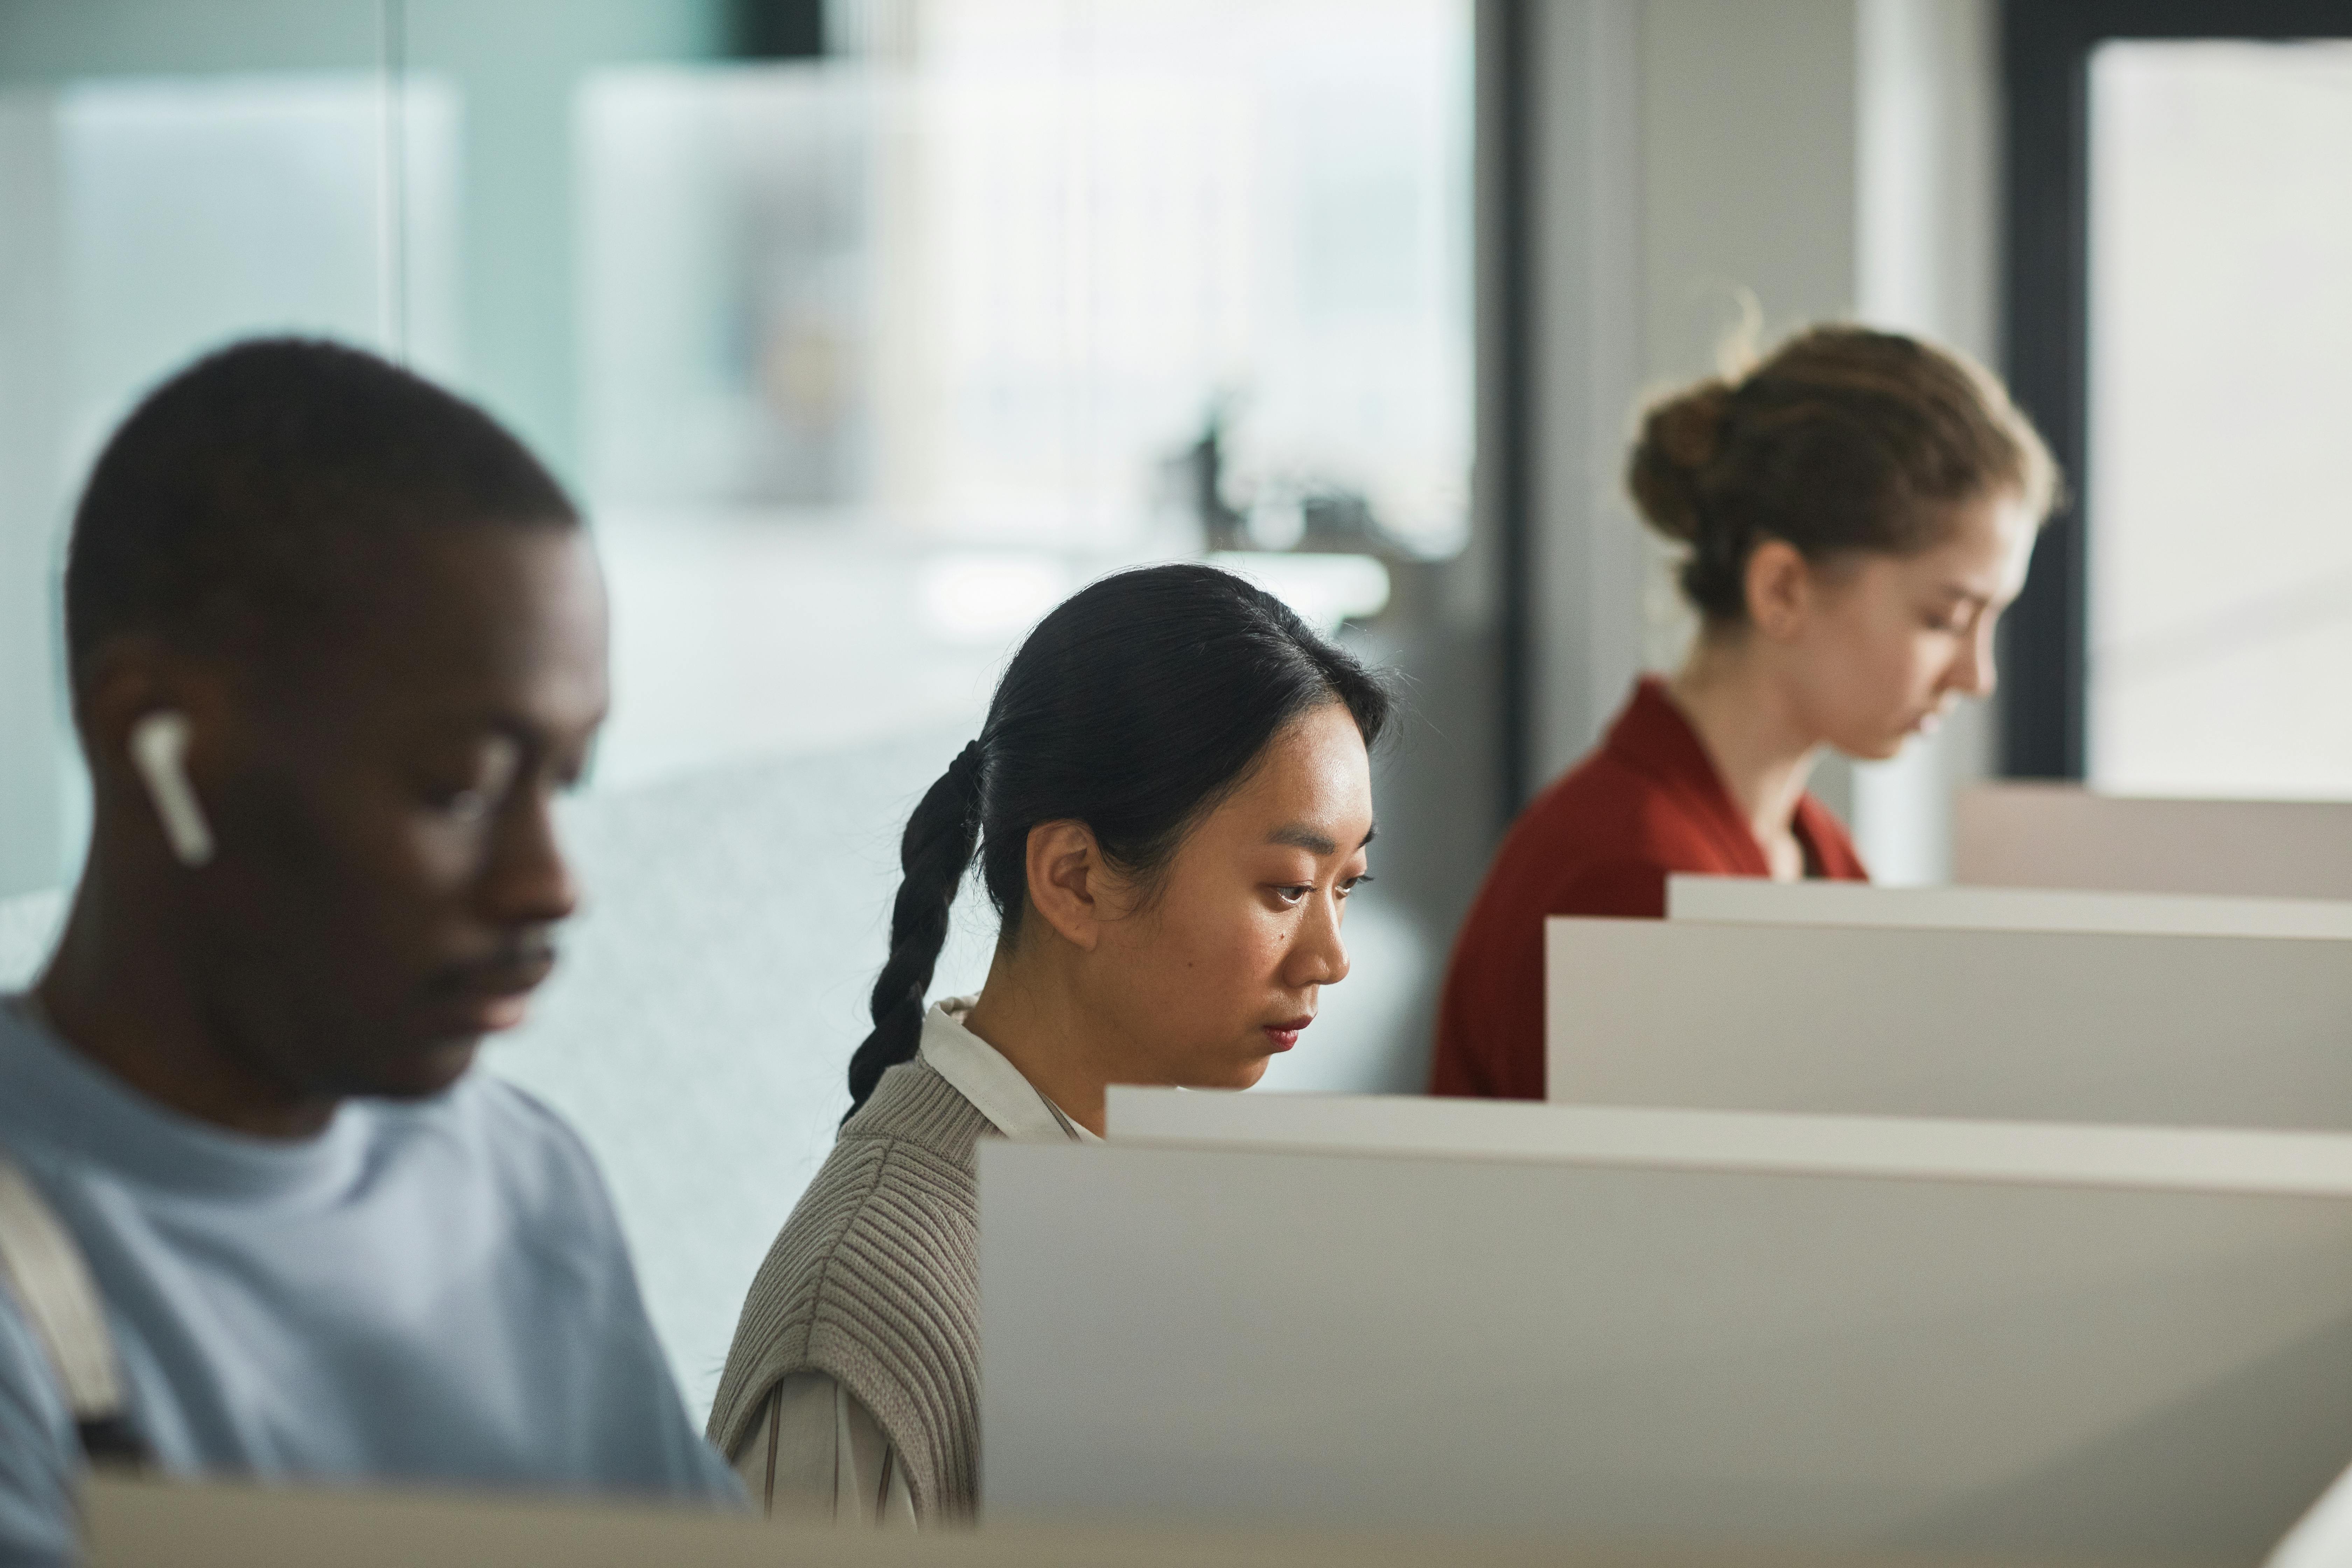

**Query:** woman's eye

left=1273, top=885, right=1312, bottom=905
left=1339, top=873, right=1375, bottom=897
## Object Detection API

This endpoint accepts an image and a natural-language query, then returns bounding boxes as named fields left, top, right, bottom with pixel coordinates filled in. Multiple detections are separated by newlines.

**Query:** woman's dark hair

left=1626, top=324, right=2060, bottom=624
left=845, top=562, right=1392, bottom=1115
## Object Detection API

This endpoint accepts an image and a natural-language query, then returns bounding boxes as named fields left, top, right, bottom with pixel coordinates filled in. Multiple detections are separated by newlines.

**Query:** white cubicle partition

left=1546, top=917, right=2352, bottom=1130
left=1666, top=873, right=2352, bottom=938
left=986, top=1098, right=2352, bottom=1561
left=1956, top=783, right=2352, bottom=898
left=79, top=1476, right=1577, bottom=1568
left=1105, top=1087, right=2352, bottom=1192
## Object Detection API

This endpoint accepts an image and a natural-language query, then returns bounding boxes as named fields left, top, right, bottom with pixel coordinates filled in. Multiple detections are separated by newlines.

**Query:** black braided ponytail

left=845, top=741, right=986, bottom=1113
left=841, top=562, right=1391, bottom=1116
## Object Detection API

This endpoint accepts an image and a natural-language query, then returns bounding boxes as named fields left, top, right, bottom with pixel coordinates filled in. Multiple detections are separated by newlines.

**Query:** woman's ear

left=1023, top=819, right=1112, bottom=951
left=1742, top=537, right=1812, bottom=642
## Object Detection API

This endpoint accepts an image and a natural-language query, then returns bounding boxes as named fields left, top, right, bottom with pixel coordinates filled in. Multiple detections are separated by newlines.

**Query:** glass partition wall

left=0, top=0, right=1480, bottom=1412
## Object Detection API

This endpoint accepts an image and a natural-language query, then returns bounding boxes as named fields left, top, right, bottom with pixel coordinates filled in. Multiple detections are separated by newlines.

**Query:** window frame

left=1999, top=0, right=2352, bottom=778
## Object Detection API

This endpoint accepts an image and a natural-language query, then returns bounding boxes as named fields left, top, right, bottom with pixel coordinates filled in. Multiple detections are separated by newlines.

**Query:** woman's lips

left=1262, top=1016, right=1314, bottom=1052
left=1906, top=700, right=1961, bottom=737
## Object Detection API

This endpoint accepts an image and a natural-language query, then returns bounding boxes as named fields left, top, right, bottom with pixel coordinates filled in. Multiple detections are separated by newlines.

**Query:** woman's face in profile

left=1787, top=491, right=2039, bottom=761
left=1087, top=701, right=1376, bottom=1089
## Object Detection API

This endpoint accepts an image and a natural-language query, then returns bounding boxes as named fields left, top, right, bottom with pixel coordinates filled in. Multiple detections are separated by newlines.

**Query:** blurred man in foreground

left=0, top=340, right=737, bottom=1566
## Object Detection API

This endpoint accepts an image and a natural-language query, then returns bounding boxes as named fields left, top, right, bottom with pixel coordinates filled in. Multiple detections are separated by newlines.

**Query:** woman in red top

left=1433, top=326, right=2058, bottom=1099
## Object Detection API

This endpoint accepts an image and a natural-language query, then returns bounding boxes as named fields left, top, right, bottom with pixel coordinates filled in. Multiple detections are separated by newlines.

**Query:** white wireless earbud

left=128, top=710, right=215, bottom=868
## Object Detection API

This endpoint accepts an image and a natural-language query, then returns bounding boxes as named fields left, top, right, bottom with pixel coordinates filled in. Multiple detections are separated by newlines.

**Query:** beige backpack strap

left=0, top=1154, right=146, bottom=1466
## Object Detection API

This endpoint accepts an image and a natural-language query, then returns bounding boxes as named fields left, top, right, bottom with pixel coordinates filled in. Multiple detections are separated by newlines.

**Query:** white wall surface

left=1956, top=784, right=2352, bottom=899
left=1521, top=0, right=1644, bottom=784
left=981, top=1116, right=2352, bottom=1557
left=1666, top=873, right=2352, bottom=938
left=1547, top=916, right=2352, bottom=1130
left=1639, top=0, right=1858, bottom=385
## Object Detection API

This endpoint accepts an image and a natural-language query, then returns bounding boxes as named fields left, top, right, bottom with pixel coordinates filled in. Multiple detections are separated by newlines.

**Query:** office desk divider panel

left=1102, top=1088, right=2352, bottom=1194
left=1666, top=874, right=2352, bottom=938
left=982, top=1105, right=2352, bottom=1560
left=76, top=1475, right=1604, bottom=1568
left=1955, top=784, right=2352, bottom=899
left=76, top=1476, right=2202, bottom=1568
left=1545, top=917, right=2352, bottom=1130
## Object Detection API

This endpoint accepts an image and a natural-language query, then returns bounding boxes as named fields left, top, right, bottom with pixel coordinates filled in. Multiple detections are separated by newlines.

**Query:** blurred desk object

left=1955, top=784, right=2352, bottom=898
left=1667, top=874, right=2352, bottom=938
left=1547, top=916, right=2352, bottom=1129
left=987, top=1096, right=2352, bottom=1562
left=73, top=1474, right=2159, bottom=1568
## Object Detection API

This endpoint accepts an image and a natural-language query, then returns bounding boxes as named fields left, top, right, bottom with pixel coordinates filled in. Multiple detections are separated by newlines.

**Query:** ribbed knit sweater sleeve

left=708, top=1060, right=994, bottom=1520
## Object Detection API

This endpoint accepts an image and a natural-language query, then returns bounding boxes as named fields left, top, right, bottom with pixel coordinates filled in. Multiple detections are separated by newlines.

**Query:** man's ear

left=78, top=638, right=233, bottom=788
left=1023, top=819, right=1112, bottom=952
left=1742, top=537, right=1812, bottom=642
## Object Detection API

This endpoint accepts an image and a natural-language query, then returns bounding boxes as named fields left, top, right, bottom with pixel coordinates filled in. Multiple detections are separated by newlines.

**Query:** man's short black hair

left=63, top=336, right=578, bottom=691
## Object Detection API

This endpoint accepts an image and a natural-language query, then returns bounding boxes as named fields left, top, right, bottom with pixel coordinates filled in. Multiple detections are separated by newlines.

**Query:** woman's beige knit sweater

left=707, top=1057, right=994, bottom=1520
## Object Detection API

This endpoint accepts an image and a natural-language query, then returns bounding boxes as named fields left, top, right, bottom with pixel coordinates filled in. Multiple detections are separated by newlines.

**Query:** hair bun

left=1653, top=381, right=1733, bottom=469
left=1626, top=379, right=1733, bottom=545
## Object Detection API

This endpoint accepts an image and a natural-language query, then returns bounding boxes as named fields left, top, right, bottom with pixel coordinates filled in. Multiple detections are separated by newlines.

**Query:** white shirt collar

left=918, top=997, right=1099, bottom=1145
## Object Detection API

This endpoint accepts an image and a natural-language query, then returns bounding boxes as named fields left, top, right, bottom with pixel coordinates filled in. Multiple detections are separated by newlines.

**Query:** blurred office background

left=0, top=0, right=2344, bottom=1410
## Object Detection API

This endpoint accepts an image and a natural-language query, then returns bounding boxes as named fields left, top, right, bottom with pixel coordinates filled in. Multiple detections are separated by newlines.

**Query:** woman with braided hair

left=708, top=562, right=1390, bottom=1524
left=1432, top=324, right=2059, bottom=1101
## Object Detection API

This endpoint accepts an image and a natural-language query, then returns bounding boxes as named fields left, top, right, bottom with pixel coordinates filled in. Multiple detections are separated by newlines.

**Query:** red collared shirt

left=1429, top=676, right=1868, bottom=1100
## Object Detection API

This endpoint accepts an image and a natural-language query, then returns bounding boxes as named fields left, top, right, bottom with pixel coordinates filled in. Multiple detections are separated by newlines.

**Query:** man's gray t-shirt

left=0, top=997, right=739, bottom=1563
